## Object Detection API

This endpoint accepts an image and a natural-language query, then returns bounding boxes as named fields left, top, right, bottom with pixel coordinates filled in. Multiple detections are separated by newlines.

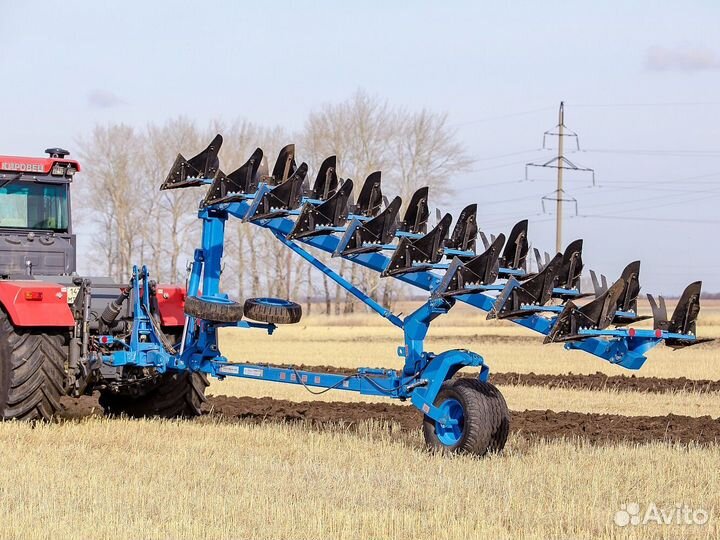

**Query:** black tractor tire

left=0, top=309, right=68, bottom=421
left=422, top=378, right=510, bottom=456
left=243, top=298, right=302, bottom=324
left=184, top=296, right=244, bottom=323
left=99, top=371, right=208, bottom=419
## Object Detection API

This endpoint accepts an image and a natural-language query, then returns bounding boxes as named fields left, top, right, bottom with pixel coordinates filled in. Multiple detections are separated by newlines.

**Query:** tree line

left=77, top=91, right=471, bottom=314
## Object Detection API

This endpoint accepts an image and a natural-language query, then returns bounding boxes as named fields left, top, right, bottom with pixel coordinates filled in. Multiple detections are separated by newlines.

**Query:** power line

left=576, top=214, right=720, bottom=225
left=569, top=101, right=720, bottom=108
left=472, top=149, right=540, bottom=161
left=450, top=107, right=554, bottom=128
left=467, top=159, right=538, bottom=172
left=465, top=179, right=524, bottom=190
left=581, top=148, right=720, bottom=158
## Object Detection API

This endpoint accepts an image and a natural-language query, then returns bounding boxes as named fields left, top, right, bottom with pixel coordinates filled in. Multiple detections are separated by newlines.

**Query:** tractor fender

left=155, top=284, right=186, bottom=327
left=0, top=280, right=75, bottom=327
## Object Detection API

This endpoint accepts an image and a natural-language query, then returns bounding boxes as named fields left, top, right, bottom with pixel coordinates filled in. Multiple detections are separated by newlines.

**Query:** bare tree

left=78, top=124, right=144, bottom=281
left=302, top=90, right=471, bottom=312
left=76, top=93, right=469, bottom=315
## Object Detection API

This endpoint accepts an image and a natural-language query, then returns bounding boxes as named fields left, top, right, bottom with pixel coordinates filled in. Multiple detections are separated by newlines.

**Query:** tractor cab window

left=0, top=182, right=69, bottom=231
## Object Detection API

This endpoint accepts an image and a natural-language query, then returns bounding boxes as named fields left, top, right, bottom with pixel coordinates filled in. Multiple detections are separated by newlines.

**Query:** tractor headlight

left=51, top=163, right=66, bottom=176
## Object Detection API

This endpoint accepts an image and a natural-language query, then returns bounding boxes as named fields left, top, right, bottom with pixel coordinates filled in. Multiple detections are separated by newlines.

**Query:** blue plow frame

left=102, top=184, right=696, bottom=426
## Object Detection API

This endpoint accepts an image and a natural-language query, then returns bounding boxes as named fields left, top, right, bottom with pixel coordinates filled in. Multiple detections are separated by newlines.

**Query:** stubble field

left=1, top=300, right=718, bottom=539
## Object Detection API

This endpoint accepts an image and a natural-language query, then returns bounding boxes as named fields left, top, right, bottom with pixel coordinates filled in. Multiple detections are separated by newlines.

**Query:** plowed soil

left=491, top=371, right=720, bottom=394
left=275, top=364, right=720, bottom=394
left=59, top=395, right=720, bottom=446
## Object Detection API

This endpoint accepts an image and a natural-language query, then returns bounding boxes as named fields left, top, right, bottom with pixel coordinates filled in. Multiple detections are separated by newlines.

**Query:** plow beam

left=488, top=252, right=564, bottom=319
left=433, top=234, right=505, bottom=298
left=445, top=203, right=478, bottom=255
left=335, top=196, right=402, bottom=256
left=267, top=144, right=297, bottom=185
left=533, top=247, right=552, bottom=271
left=498, top=219, right=529, bottom=273
left=399, top=187, right=430, bottom=234
left=554, top=239, right=583, bottom=291
left=288, top=180, right=354, bottom=240
left=309, top=155, right=339, bottom=200
left=648, top=281, right=710, bottom=348
left=612, top=260, right=645, bottom=325
left=382, top=213, right=453, bottom=277
left=545, top=278, right=626, bottom=343
left=245, top=164, right=309, bottom=221
left=161, top=134, right=222, bottom=190
left=352, top=172, right=383, bottom=217
left=202, top=147, right=264, bottom=207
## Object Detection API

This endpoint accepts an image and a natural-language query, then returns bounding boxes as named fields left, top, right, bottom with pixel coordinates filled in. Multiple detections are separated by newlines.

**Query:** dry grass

left=0, top=417, right=717, bottom=540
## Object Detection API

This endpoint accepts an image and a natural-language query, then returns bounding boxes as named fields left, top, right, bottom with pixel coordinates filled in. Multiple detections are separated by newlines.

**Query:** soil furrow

left=270, top=364, right=720, bottom=394
left=59, top=395, right=720, bottom=446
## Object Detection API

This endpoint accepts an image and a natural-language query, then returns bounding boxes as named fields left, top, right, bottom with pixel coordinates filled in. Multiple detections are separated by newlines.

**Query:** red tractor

left=0, top=149, right=200, bottom=421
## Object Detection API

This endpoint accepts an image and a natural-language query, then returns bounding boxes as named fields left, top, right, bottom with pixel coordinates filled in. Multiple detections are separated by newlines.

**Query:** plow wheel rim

left=435, top=398, right=465, bottom=446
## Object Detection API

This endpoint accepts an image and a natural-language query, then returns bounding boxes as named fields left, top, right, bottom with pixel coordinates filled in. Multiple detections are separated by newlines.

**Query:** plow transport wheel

left=184, top=296, right=244, bottom=323
left=243, top=298, right=302, bottom=324
left=423, top=378, right=510, bottom=456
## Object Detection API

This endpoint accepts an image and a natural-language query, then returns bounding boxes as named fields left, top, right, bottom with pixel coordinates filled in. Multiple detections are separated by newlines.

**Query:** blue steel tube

left=200, top=210, right=227, bottom=298
left=273, top=232, right=404, bottom=328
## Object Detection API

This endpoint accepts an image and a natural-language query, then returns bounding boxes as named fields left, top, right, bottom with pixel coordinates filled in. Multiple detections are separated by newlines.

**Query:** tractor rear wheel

left=422, top=378, right=510, bottom=456
left=0, top=309, right=68, bottom=421
left=98, top=371, right=208, bottom=419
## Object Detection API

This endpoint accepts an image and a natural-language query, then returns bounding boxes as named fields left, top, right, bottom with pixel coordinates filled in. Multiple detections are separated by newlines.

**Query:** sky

left=1, top=1, right=719, bottom=294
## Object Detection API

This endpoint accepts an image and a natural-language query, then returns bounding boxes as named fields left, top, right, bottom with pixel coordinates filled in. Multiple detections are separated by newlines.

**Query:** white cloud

left=645, top=45, right=720, bottom=72
left=87, top=89, right=126, bottom=108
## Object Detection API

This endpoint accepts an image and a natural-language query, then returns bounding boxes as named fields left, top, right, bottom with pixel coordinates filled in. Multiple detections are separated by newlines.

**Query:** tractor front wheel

left=422, top=378, right=510, bottom=456
left=0, top=309, right=68, bottom=421
left=99, top=371, right=208, bottom=418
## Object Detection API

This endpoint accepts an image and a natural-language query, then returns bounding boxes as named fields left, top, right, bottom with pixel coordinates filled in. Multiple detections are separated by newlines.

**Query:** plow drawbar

left=100, top=134, right=708, bottom=456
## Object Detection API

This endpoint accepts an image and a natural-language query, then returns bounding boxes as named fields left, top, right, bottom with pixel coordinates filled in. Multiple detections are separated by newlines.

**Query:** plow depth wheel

left=243, top=297, right=302, bottom=324
left=184, top=296, right=244, bottom=323
left=423, top=378, right=510, bottom=456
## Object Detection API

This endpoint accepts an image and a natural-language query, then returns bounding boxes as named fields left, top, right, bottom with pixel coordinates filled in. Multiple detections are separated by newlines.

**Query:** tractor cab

left=0, top=149, right=80, bottom=277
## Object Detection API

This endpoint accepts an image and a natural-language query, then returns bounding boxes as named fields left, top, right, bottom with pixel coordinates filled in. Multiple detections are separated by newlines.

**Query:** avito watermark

left=614, top=502, right=710, bottom=527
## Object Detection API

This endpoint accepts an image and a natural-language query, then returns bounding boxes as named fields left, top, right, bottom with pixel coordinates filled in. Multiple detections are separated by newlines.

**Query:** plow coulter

left=0, top=139, right=708, bottom=457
